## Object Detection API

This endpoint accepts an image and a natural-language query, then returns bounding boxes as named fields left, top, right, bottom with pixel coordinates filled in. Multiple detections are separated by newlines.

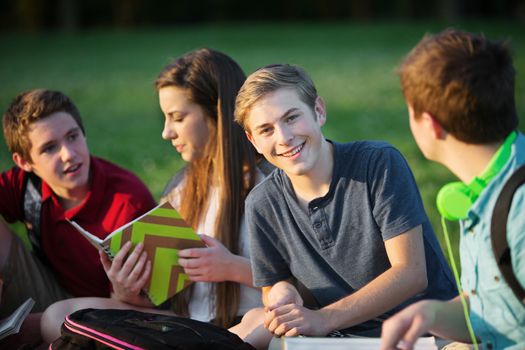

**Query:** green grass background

left=1, top=21, right=524, bottom=265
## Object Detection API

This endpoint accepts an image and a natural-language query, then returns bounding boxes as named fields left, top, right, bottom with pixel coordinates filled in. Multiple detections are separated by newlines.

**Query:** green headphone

left=436, top=131, right=517, bottom=221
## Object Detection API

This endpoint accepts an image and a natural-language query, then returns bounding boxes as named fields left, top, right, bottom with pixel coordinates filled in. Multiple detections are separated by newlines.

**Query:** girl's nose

left=162, top=120, right=177, bottom=140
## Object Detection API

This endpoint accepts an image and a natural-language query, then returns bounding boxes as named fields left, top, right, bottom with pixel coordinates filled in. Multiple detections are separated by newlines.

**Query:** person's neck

left=56, top=185, right=90, bottom=210
left=51, top=181, right=90, bottom=210
left=288, top=139, right=334, bottom=211
left=439, top=138, right=502, bottom=184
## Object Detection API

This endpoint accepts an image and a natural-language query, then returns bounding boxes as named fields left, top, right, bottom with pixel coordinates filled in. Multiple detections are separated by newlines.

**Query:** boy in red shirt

left=0, top=89, right=155, bottom=328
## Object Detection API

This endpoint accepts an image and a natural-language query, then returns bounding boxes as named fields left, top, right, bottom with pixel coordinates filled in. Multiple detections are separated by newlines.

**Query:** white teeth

left=65, top=164, right=80, bottom=173
left=281, top=143, right=304, bottom=157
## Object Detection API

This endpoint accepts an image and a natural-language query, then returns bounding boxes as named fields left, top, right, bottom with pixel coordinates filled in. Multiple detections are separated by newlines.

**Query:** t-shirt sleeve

left=0, top=168, right=25, bottom=223
left=507, top=184, right=525, bottom=289
left=367, top=146, right=428, bottom=240
left=245, top=193, right=291, bottom=287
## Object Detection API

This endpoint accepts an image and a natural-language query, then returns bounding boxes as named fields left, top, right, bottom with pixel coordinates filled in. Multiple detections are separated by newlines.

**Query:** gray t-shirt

left=246, top=141, right=456, bottom=331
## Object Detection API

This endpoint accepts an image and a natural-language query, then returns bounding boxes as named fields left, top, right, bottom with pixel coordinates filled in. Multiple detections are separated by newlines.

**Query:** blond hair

left=235, top=64, right=317, bottom=131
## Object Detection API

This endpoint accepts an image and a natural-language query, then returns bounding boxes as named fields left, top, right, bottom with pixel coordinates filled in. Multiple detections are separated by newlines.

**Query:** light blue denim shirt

left=460, top=132, right=525, bottom=350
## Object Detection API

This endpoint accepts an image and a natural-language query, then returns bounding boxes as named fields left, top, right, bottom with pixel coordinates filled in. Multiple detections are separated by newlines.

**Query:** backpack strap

left=22, top=172, right=46, bottom=262
left=491, top=164, right=525, bottom=303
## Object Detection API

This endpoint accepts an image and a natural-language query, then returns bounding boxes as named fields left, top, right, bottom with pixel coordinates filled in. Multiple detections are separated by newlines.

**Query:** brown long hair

left=156, top=48, right=258, bottom=328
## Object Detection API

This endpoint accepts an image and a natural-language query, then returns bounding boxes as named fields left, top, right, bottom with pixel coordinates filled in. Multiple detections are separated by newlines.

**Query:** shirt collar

left=464, top=134, right=522, bottom=230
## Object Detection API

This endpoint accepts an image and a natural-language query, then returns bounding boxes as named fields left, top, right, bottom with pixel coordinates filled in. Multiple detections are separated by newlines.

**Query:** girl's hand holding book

left=100, top=242, right=153, bottom=307
left=178, top=234, right=237, bottom=283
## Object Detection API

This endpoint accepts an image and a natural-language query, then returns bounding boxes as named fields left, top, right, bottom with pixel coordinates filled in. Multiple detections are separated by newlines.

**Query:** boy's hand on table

left=266, top=280, right=303, bottom=309
left=265, top=303, right=331, bottom=337
left=264, top=280, right=331, bottom=337
left=101, top=241, right=152, bottom=306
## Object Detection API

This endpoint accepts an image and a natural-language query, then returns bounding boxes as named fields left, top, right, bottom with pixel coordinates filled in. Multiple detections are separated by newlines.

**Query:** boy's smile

left=15, top=111, right=90, bottom=204
left=278, top=142, right=305, bottom=158
left=245, top=89, right=328, bottom=180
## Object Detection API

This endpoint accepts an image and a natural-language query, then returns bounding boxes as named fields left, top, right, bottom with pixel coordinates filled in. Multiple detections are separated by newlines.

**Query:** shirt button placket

left=310, top=206, right=334, bottom=249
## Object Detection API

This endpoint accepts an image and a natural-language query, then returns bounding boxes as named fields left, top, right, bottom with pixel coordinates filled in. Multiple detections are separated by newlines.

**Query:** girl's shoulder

left=160, top=167, right=187, bottom=207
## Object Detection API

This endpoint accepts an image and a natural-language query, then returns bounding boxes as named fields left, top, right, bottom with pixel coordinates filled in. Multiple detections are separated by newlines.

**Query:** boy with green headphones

left=380, top=29, right=524, bottom=349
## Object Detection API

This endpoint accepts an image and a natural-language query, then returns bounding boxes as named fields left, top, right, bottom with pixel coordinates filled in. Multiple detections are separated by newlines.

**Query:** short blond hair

left=234, top=64, right=317, bottom=131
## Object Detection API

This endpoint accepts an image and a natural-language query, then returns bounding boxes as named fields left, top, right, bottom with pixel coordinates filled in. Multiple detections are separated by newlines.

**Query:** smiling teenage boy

left=234, top=64, right=456, bottom=337
left=380, top=30, right=524, bottom=350
left=0, top=89, right=156, bottom=320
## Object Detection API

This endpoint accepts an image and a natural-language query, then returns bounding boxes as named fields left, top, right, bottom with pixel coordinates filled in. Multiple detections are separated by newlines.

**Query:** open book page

left=101, top=201, right=173, bottom=241
left=0, top=298, right=35, bottom=340
left=282, top=336, right=438, bottom=350
left=68, top=202, right=170, bottom=250
left=68, top=201, right=205, bottom=306
left=67, top=220, right=105, bottom=251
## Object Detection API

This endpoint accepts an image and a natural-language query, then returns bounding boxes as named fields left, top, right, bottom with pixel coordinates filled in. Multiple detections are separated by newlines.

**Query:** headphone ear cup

left=436, top=182, right=475, bottom=221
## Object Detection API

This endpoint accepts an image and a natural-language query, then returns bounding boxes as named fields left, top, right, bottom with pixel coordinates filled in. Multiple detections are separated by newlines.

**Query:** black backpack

left=50, top=309, right=256, bottom=350
left=491, top=164, right=525, bottom=303
left=21, top=173, right=46, bottom=261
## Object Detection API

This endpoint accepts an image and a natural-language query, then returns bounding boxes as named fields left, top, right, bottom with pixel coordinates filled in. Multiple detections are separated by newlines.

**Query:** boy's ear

left=245, top=130, right=262, bottom=154
left=314, top=96, right=327, bottom=126
left=423, top=112, right=446, bottom=140
left=12, top=153, right=33, bottom=172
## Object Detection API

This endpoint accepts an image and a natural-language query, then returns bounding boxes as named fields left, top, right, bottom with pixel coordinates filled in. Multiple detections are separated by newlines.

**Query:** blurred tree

left=58, top=0, right=79, bottom=31
left=113, top=0, right=142, bottom=27
left=14, top=0, right=46, bottom=31
left=438, top=0, right=460, bottom=20
left=0, top=0, right=522, bottom=32
left=350, top=0, right=373, bottom=19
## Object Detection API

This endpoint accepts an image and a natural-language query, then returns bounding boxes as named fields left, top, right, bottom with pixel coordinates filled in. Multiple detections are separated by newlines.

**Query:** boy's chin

left=63, top=173, right=90, bottom=189
left=282, top=165, right=311, bottom=177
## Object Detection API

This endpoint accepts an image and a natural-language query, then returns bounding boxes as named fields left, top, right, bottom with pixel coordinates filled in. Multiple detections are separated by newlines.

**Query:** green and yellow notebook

left=68, top=201, right=205, bottom=306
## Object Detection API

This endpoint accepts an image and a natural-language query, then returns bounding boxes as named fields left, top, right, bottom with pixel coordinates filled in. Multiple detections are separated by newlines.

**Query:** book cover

left=281, top=336, right=438, bottom=350
left=0, top=298, right=35, bottom=340
left=68, top=201, right=205, bottom=306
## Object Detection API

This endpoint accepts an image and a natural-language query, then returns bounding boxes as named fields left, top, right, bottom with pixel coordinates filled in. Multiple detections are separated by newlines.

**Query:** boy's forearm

left=319, top=264, right=428, bottom=332
left=426, top=296, right=474, bottom=342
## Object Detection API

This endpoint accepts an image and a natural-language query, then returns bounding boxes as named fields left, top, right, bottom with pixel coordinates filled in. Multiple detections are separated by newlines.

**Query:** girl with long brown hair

left=152, top=47, right=266, bottom=327
left=40, top=49, right=271, bottom=347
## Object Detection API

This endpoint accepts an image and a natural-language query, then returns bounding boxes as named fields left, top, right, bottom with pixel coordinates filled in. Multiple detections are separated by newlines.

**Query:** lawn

left=1, top=20, right=524, bottom=265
